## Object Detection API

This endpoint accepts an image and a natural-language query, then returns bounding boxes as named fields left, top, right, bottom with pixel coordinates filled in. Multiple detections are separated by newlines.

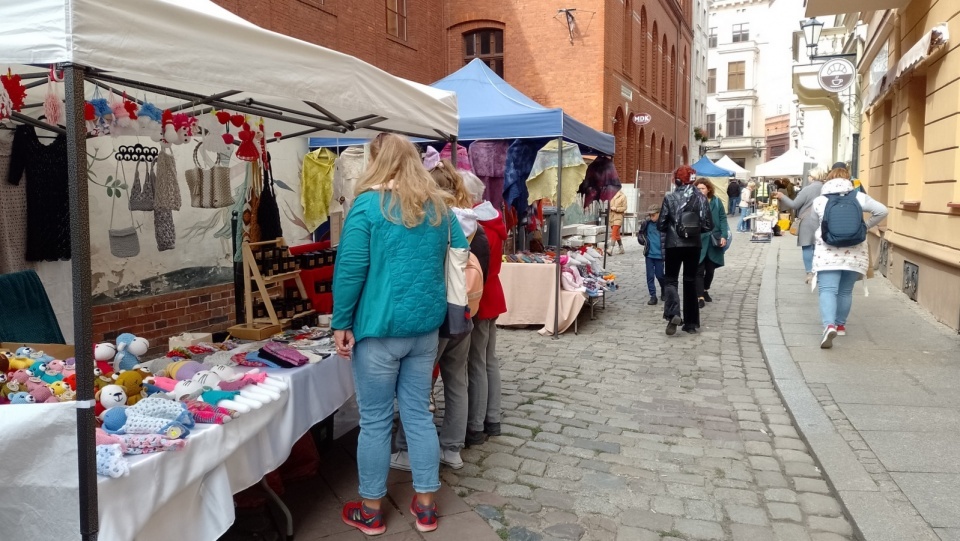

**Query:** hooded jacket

left=474, top=201, right=508, bottom=320
left=608, top=190, right=628, bottom=227
left=656, top=184, right=713, bottom=249
left=811, top=178, right=888, bottom=275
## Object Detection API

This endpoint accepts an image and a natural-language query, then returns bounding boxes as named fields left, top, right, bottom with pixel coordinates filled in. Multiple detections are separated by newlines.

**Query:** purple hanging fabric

left=578, top=156, right=621, bottom=207
left=440, top=143, right=471, bottom=172
left=468, top=140, right=508, bottom=211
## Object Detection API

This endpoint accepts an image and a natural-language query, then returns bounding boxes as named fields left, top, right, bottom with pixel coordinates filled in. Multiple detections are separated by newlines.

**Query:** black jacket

left=727, top=181, right=742, bottom=198
left=656, top=185, right=713, bottom=249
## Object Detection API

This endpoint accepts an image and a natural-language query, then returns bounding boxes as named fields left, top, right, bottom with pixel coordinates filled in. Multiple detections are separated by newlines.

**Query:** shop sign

left=818, top=58, right=856, bottom=93
left=620, top=84, right=633, bottom=100
left=632, top=113, right=652, bottom=126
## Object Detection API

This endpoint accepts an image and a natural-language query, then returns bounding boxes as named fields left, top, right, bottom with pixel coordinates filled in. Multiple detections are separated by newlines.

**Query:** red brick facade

left=92, top=284, right=235, bottom=355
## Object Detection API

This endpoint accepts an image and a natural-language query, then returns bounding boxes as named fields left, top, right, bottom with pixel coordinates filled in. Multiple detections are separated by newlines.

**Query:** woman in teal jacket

left=695, top=179, right=729, bottom=308
left=333, top=134, right=468, bottom=536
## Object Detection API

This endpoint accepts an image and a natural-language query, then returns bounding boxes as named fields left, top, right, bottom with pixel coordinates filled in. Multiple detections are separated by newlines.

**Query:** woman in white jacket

left=811, top=168, right=888, bottom=348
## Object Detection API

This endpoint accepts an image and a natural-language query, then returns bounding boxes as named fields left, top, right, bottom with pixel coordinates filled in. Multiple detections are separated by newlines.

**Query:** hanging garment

left=257, top=164, right=283, bottom=242
left=468, top=140, right=508, bottom=212
left=333, top=145, right=366, bottom=218
left=526, top=140, right=587, bottom=208
left=0, top=129, right=31, bottom=273
left=300, top=147, right=336, bottom=232
left=153, top=146, right=182, bottom=211
left=440, top=142, right=471, bottom=171
left=503, top=139, right=545, bottom=219
left=128, top=162, right=155, bottom=211
left=578, top=156, right=621, bottom=207
left=149, top=162, right=175, bottom=251
left=8, top=125, right=70, bottom=262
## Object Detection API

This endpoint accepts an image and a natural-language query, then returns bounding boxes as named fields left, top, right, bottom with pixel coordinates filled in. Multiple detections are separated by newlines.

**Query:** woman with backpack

left=810, top=165, right=887, bottom=348
left=333, top=134, right=468, bottom=535
left=658, top=165, right=713, bottom=335
left=774, top=168, right=825, bottom=283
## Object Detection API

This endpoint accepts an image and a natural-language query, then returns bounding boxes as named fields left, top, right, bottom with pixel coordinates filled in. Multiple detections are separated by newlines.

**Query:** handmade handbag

left=149, top=162, right=176, bottom=251
left=439, top=216, right=474, bottom=340
left=128, top=162, right=155, bottom=211
left=185, top=143, right=234, bottom=208
left=256, top=163, right=283, bottom=242
left=110, top=162, right=141, bottom=258
left=154, top=146, right=182, bottom=211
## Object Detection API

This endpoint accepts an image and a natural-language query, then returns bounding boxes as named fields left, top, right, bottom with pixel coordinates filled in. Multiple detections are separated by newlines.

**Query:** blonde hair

left=826, top=167, right=850, bottom=180
left=355, top=134, right=451, bottom=227
left=429, top=160, right=473, bottom=208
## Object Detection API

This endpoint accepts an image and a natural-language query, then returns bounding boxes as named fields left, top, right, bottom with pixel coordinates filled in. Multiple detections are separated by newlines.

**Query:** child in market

left=637, top=203, right=665, bottom=305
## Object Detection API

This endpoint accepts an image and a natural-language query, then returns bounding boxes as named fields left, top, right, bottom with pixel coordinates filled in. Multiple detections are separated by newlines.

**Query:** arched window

left=681, top=145, right=689, bottom=165
left=650, top=131, right=658, bottom=171
left=669, top=140, right=675, bottom=170
left=464, top=29, right=504, bottom=77
left=640, top=7, right=648, bottom=89
left=670, top=45, right=676, bottom=112
left=660, top=137, right=667, bottom=172
left=622, top=0, right=633, bottom=77
left=638, top=127, right=646, bottom=171
left=661, top=36, right=669, bottom=103
left=614, top=107, right=625, bottom=180
left=651, top=22, right=659, bottom=101
left=626, top=119, right=637, bottom=181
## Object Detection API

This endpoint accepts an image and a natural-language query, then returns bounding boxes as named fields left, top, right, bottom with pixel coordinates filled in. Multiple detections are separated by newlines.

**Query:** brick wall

left=92, top=284, right=236, bottom=355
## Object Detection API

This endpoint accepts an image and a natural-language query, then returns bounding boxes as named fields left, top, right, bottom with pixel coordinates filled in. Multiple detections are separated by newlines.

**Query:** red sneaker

left=342, top=501, right=386, bottom=536
left=410, top=495, right=439, bottom=533
left=836, top=325, right=846, bottom=336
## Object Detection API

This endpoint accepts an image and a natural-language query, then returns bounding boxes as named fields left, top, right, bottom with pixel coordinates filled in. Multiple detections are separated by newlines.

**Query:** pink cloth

left=217, top=378, right=251, bottom=391
left=440, top=143, right=471, bottom=172
left=184, top=399, right=233, bottom=424
left=116, top=433, right=186, bottom=454
left=96, top=428, right=127, bottom=452
left=242, top=372, right=268, bottom=384
left=149, top=376, right=178, bottom=392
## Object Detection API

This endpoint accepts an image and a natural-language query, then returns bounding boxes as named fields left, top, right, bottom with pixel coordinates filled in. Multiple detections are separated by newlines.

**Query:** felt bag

left=256, top=163, right=283, bottom=242
left=154, top=146, right=182, bottom=211
left=439, top=216, right=474, bottom=339
left=259, top=342, right=308, bottom=368
left=185, top=142, right=234, bottom=208
left=109, top=162, right=140, bottom=258
left=128, top=162, right=155, bottom=211
left=149, top=161, right=176, bottom=251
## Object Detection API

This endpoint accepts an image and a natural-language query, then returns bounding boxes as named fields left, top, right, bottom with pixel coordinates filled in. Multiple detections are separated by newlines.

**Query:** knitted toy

left=48, top=381, right=70, bottom=397
left=94, top=343, right=117, bottom=373
left=92, top=374, right=114, bottom=393
left=46, top=359, right=65, bottom=374
left=137, top=101, right=163, bottom=142
left=114, top=333, right=149, bottom=372
left=197, top=112, right=231, bottom=156
left=1, top=70, right=26, bottom=112
left=10, top=369, right=30, bottom=385
left=96, top=444, right=129, bottom=478
left=9, top=392, right=35, bottom=404
left=208, top=365, right=289, bottom=392
left=166, top=360, right=204, bottom=381
left=235, top=122, right=259, bottom=161
left=167, top=379, right=253, bottom=414
left=62, top=357, right=76, bottom=378
left=192, top=370, right=280, bottom=402
left=29, top=385, right=59, bottom=404
left=1, top=381, right=22, bottom=400
left=59, top=389, right=77, bottom=402
left=113, top=371, right=145, bottom=405
left=183, top=399, right=233, bottom=424
left=101, top=401, right=192, bottom=439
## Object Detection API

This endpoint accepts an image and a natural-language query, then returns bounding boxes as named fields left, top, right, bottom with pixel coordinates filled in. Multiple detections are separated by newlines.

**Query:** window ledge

left=899, top=200, right=921, bottom=211
left=386, top=34, right=416, bottom=51
left=948, top=202, right=960, bottom=210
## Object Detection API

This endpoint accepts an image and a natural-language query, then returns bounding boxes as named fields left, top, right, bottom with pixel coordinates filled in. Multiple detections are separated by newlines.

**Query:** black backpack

left=821, top=192, right=866, bottom=247
left=676, top=194, right=701, bottom=240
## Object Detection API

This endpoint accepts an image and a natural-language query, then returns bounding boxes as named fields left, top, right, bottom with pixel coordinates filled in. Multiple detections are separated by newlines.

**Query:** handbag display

left=257, top=163, right=283, bottom=242
left=439, top=216, right=474, bottom=340
left=185, top=142, right=234, bottom=208
left=110, top=162, right=141, bottom=258
left=128, top=162, right=155, bottom=211
left=154, top=146, right=182, bottom=211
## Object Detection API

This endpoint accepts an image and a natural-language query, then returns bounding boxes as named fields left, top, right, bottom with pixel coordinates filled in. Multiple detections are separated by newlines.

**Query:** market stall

left=0, top=1, right=459, bottom=539
left=691, top=155, right=734, bottom=211
left=715, top=155, right=750, bottom=180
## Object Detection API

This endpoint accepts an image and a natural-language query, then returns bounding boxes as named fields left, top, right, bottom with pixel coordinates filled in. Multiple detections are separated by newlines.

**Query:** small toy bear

left=114, top=334, right=149, bottom=372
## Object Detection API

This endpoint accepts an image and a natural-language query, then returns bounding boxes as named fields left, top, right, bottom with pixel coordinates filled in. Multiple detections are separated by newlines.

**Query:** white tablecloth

left=497, top=262, right=586, bottom=334
left=97, top=354, right=356, bottom=541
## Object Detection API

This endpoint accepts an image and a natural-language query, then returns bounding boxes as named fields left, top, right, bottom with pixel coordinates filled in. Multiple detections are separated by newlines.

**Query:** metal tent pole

left=232, top=210, right=243, bottom=325
left=64, top=64, right=99, bottom=541
left=553, top=137, right=563, bottom=339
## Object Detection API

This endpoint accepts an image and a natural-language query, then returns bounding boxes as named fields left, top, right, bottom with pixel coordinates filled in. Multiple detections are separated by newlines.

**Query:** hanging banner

left=818, top=58, right=856, bottom=93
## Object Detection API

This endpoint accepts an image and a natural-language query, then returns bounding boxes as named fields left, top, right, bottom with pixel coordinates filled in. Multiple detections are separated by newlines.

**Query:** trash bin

left=544, top=206, right=564, bottom=247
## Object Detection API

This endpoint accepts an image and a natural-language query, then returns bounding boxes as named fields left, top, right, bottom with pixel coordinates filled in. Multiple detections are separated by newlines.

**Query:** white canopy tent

left=715, top=155, right=750, bottom=179
left=0, top=1, right=459, bottom=540
left=754, top=148, right=814, bottom=178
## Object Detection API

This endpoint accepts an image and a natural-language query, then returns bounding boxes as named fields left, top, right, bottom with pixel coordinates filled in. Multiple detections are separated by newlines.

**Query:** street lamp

left=699, top=134, right=723, bottom=157
left=753, top=139, right=765, bottom=158
left=800, top=17, right=824, bottom=56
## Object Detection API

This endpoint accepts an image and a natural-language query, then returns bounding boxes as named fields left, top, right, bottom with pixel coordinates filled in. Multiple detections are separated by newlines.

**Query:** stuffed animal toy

left=193, top=370, right=281, bottom=401
left=8, top=349, right=34, bottom=371
left=94, top=343, right=117, bottom=377
left=24, top=377, right=46, bottom=393
left=9, top=391, right=35, bottom=404
left=208, top=365, right=289, bottom=392
left=183, top=399, right=234, bottom=424
left=114, top=333, right=149, bottom=372
left=0, top=351, right=8, bottom=374
left=0, top=373, right=6, bottom=385
left=46, top=359, right=65, bottom=374
left=59, top=389, right=76, bottom=402
left=92, top=374, right=114, bottom=393
left=113, top=371, right=145, bottom=405
left=166, top=378, right=252, bottom=414
left=166, top=360, right=203, bottom=381
left=62, top=357, right=76, bottom=378
left=30, top=360, right=63, bottom=384
left=62, top=373, right=77, bottom=391
left=101, top=396, right=193, bottom=439
left=10, top=369, right=30, bottom=385
left=48, top=381, right=70, bottom=397
left=29, top=385, right=59, bottom=404
left=1, top=381, right=22, bottom=400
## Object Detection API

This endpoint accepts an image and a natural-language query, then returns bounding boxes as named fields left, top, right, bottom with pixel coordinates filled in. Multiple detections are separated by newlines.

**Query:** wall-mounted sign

left=620, top=85, right=633, bottom=101
left=632, top=113, right=652, bottom=126
left=818, top=58, right=856, bottom=93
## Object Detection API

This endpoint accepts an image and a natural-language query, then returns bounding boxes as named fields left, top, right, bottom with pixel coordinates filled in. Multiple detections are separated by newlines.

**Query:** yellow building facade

left=823, top=1, right=960, bottom=331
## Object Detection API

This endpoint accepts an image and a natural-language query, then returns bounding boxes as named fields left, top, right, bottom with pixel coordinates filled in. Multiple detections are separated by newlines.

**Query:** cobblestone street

left=436, top=222, right=855, bottom=541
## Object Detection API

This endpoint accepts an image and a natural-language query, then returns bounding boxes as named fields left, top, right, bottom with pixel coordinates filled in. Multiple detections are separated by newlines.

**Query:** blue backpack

left=821, top=192, right=866, bottom=247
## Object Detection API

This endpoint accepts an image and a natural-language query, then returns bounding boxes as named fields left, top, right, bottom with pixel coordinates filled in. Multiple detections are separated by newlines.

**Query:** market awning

left=754, top=148, right=814, bottom=177
left=691, top=155, right=734, bottom=177
left=805, top=0, right=909, bottom=17
left=864, top=24, right=950, bottom=109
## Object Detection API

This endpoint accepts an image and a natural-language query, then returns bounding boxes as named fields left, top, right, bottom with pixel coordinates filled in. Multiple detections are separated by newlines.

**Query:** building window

left=707, top=68, right=716, bottom=94
left=706, top=113, right=716, bottom=139
left=464, top=29, right=504, bottom=78
left=770, top=145, right=787, bottom=159
left=708, top=27, right=717, bottom=48
left=386, top=0, right=407, bottom=40
left=726, top=108, right=744, bottom=136
left=727, top=61, right=745, bottom=90
left=623, top=0, right=633, bottom=76
left=732, top=157, right=746, bottom=168
left=732, top=23, right=749, bottom=43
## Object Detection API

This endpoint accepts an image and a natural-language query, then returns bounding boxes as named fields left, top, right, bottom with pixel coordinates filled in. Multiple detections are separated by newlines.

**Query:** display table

left=497, top=262, right=586, bottom=335
left=97, top=354, right=355, bottom=541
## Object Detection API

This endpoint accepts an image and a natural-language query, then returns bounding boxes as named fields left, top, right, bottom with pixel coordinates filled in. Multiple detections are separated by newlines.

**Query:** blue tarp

left=310, top=59, right=615, bottom=155
left=692, top=155, right=734, bottom=177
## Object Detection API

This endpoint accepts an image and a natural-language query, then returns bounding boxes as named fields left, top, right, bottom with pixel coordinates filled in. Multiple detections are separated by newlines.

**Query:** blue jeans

left=817, top=270, right=860, bottom=328
left=802, top=245, right=814, bottom=273
left=728, top=196, right=741, bottom=215
left=737, top=206, right=751, bottom=232
left=645, top=257, right=665, bottom=298
left=352, top=332, right=441, bottom=499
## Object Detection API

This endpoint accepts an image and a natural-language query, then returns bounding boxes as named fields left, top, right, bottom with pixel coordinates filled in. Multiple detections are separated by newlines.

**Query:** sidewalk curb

left=756, top=240, right=937, bottom=541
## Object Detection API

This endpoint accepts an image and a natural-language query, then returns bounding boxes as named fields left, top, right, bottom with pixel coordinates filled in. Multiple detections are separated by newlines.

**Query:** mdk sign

left=818, top=58, right=855, bottom=93
left=632, top=113, right=652, bottom=126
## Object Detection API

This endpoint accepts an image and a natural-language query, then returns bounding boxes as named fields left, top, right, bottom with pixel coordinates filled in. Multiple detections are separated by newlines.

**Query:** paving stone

left=768, top=502, right=803, bottom=522
left=483, top=467, right=518, bottom=484
left=749, top=456, right=782, bottom=472
left=807, top=516, right=853, bottom=536
left=774, top=438, right=808, bottom=451
left=533, top=488, right=576, bottom=510
left=797, top=493, right=842, bottom=517
left=784, top=462, right=821, bottom=478
left=545, top=464, right=583, bottom=481
left=730, top=524, right=776, bottom=540
left=614, top=526, right=660, bottom=541
left=484, top=453, right=524, bottom=470
left=507, top=526, right=543, bottom=541
left=520, top=459, right=547, bottom=477
left=497, top=484, right=534, bottom=499
left=726, top=504, right=770, bottom=525
left=475, top=504, right=503, bottom=521
left=652, top=496, right=685, bottom=516
left=776, top=449, right=815, bottom=464
left=460, top=476, right=498, bottom=492
left=542, top=523, right=586, bottom=541
left=685, top=499, right=723, bottom=521
left=764, top=488, right=798, bottom=503
left=508, top=498, right=542, bottom=514
left=756, top=471, right=790, bottom=488
left=793, top=478, right=829, bottom=494
left=542, top=511, right=579, bottom=526
left=713, top=488, right=761, bottom=506
left=674, top=518, right=726, bottom=540
left=503, top=510, right=539, bottom=529
left=746, top=441, right=775, bottom=456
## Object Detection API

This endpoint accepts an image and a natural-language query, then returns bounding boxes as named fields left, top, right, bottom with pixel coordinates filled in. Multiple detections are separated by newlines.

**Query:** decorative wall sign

left=818, top=58, right=856, bottom=93
left=632, top=113, right=652, bottom=126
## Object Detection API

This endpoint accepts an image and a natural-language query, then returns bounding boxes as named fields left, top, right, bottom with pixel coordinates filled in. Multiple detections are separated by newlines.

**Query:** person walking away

left=737, top=181, right=756, bottom=232
left=637, top=203, right=666, bottom=305
left=333, top=134, right=467, bottom=535
left=460, top=171, right=507, bottom=447
left=695, top=179, right=728, bottom=308
left=392, top=158, right=489, bottom=473
left=726, top=178, right=742, bottom=215
left=774, top=169, right=825, bottom=283
left=606, top=188, right=628, bottom=255
left=810, top=166, right=887, bottom=348
left=658, top=165, right=713, bottom=335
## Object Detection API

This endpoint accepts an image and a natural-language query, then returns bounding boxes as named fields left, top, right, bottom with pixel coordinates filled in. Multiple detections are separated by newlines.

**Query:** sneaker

left=465, top=429, right=487, bottom=447
left=836, top=325, right=846, bottom=336
left=683, top=326, right=698, bottom=334
left=342, top=501, right=386, bottom=536
left=665, top=315, right=682, bottom=336
left=616, top=246, right=625, bottom=255
left=703, top=291, right=713, bottom=303
left=647, top=296, right=658, bottom=305
left=698, top=297, right=706, bottom=309
left=390, top=450, right=411, bottom=472
left=410, top=496, right=439, bottom=533
left=440, top=448, right=463, bottom=469
left=820, top=325, right=837, bottom=349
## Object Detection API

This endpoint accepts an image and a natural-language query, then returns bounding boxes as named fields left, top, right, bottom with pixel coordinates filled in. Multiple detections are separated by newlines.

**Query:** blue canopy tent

left=691, top=155, right=735, bottom=177
left=310, top=59, right=615, bottom=155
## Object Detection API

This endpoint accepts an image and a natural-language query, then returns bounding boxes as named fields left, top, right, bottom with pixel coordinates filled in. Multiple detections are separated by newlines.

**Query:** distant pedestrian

left=658, top=166, right=712, bottom=335
left=726, top=178, right=742, bottom=215
left=774, top=170, right=824, bottom=283
left=606, top=188, right=627, bottom=255
left=737, top=181, right=756, bottom=232
left=637, top=203, right=665, bottom=305
left=810, top=165, right=888, bottom=348
left=695, top=179, right=729, bottom=308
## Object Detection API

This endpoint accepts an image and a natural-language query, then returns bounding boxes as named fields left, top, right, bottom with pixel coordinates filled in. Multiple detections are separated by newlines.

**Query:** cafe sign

left=818, top=58, right=856, bottom=93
